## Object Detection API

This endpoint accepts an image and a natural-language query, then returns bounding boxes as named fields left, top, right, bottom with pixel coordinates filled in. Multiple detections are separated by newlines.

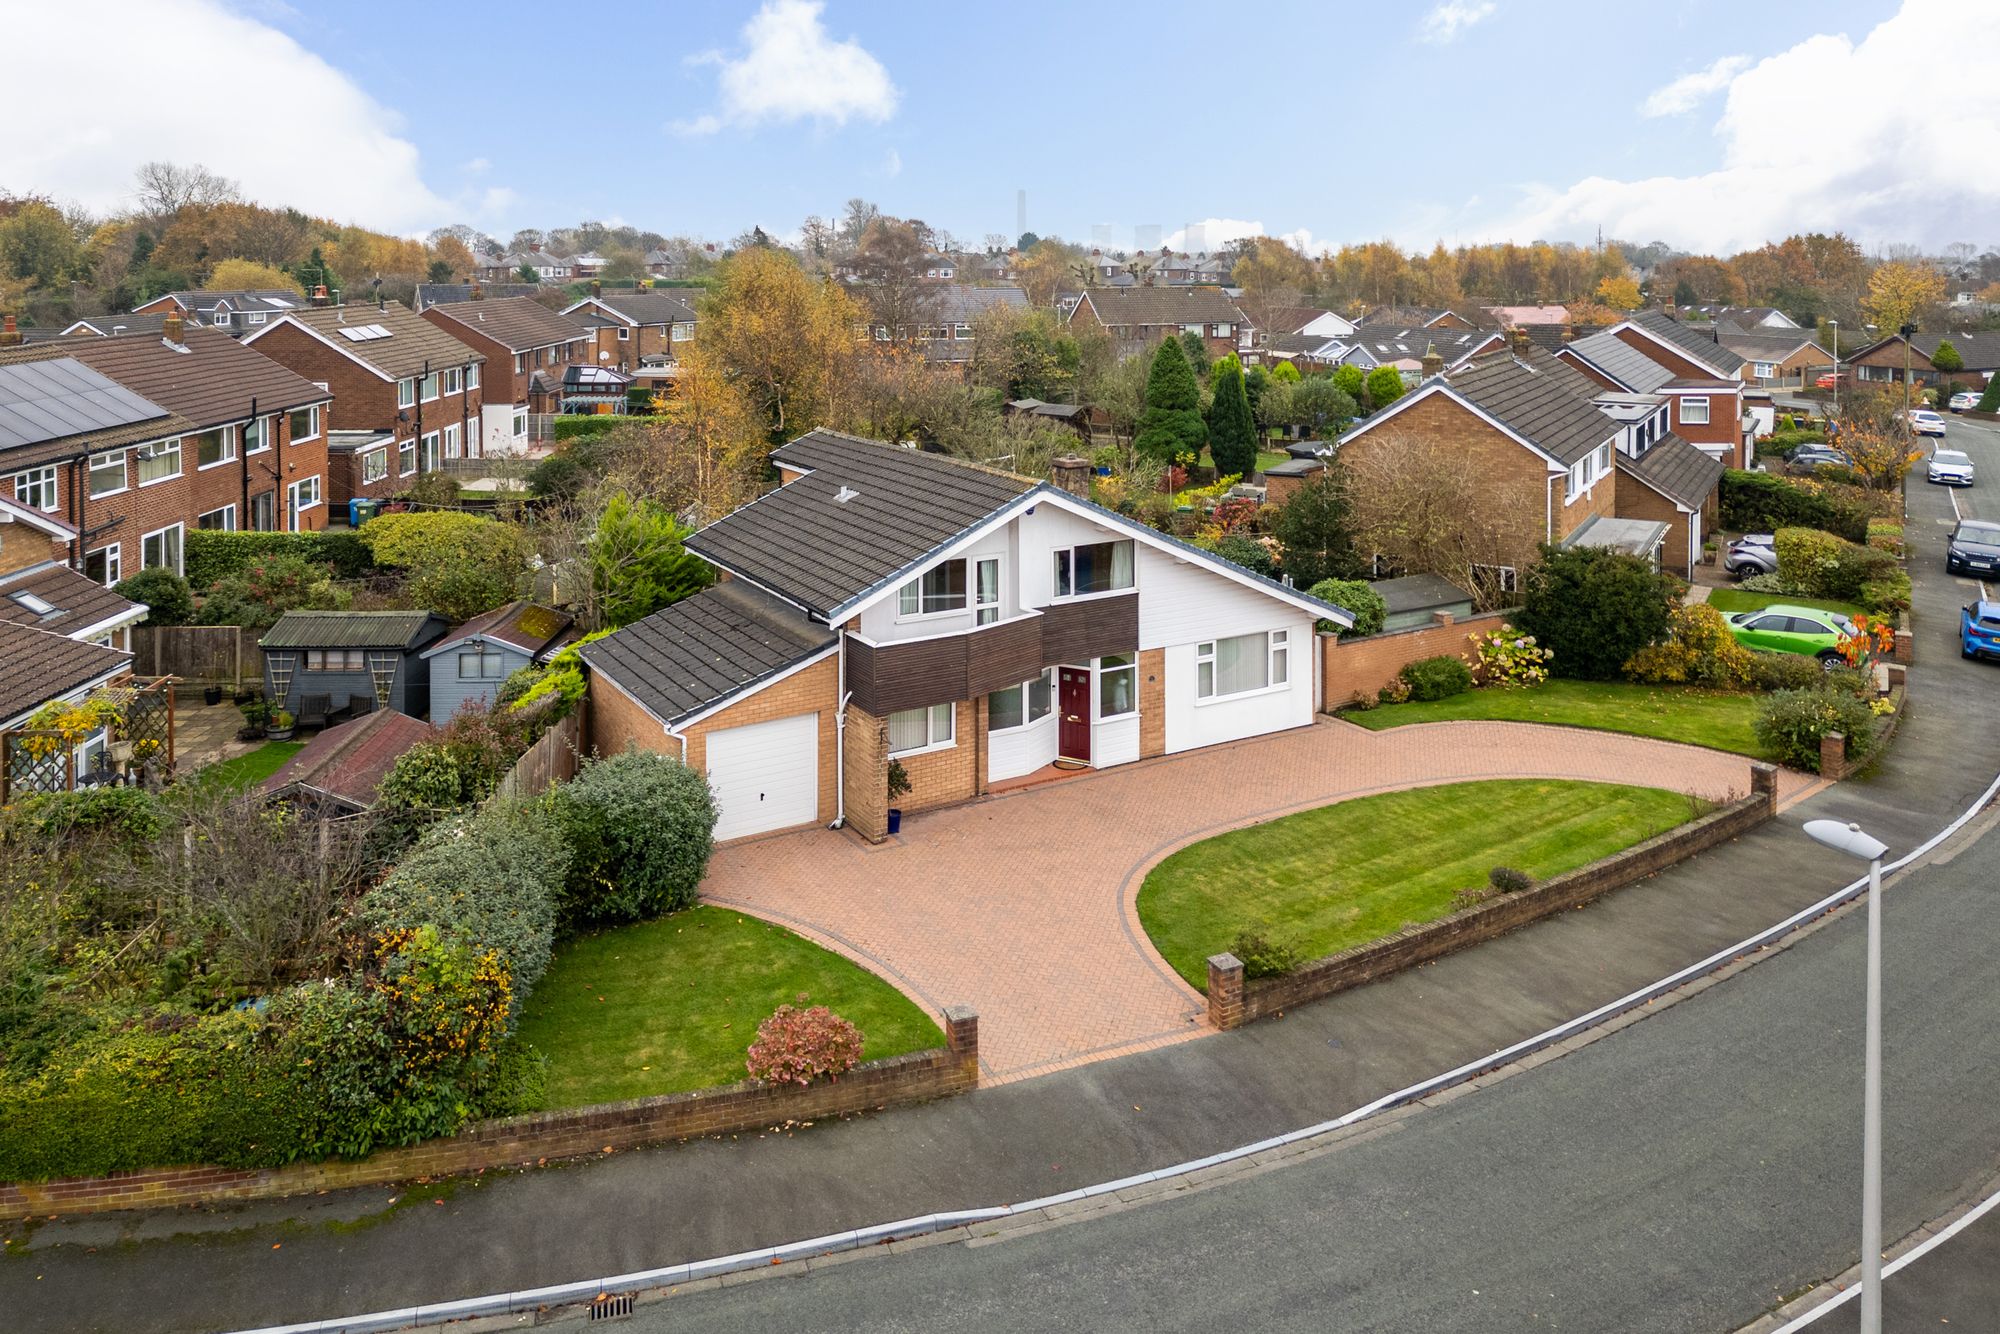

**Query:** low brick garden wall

left=1819, top=678, right=1908, bottom=781
left=1206, top=768, right=1779, bottom=1030
left=1320, top=610, right=1515, bottom=709
left=0, top=1007, right=979, bottom=1218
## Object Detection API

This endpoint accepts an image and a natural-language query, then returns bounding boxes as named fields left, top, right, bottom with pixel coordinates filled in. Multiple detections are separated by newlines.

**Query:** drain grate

left=589, top=1292, right=635, bottom=1321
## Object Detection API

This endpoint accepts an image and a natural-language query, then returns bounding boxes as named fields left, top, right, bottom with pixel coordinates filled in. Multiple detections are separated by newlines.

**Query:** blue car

left=1962, top=601, right=2000, bottom=661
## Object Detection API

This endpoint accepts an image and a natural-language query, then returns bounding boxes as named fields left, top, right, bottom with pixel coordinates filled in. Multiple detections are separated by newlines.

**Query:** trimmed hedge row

left=184, top=529, right=374, bottom=587
left=1719, top=470, right=1868, bottom=544
left=551, top=415, right=625, bottom=443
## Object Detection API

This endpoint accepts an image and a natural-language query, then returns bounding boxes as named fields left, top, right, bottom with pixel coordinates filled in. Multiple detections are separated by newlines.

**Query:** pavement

left=4, top=421, right=1995, bottom=1334
left=706, top=718, right=1802, bottom=1083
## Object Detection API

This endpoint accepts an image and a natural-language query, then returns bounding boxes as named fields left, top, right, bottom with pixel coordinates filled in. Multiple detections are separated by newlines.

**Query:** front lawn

left=193, top=739, right=303, bottom=791
left=1340, top=679, right=1769, bottom=758
left=516, top=905, right=942, bottom=1110
left=1705, top=588, right=1864, bottom=620
left=1254, top=448, right=1291, bottom=475
left=1138, top=779, right=1697, bottom=989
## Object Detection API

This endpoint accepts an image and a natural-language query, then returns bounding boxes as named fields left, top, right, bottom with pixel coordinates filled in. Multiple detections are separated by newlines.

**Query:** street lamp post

left=1804, top=818, right=1891, bottom=1334
left=1829, top=319, right=1839, bottom=417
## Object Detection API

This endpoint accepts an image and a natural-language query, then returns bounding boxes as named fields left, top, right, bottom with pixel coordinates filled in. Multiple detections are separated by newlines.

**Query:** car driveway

left=704, top=719, right=1819, bottom=1083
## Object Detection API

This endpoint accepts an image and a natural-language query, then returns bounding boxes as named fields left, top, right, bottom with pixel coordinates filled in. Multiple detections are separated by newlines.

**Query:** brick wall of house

left=0, top=527, right=66, bottom=577
left=1615, top=474, right=1696, bottom=577
left=419, top=312, right=524, bottom=405
left=679, top=656, right=840, bottom=829
left=589, top=323, right=670, bottom=374
left=1320, top=610, right=1515, bottom=707
left=845, top=703, right=888, bottom=842
left=589, top=669, right=668, bottom=759
left=326, top=447, right=404, bottom=512
left=896, top=697, right=980, bottom=813
left=1139, top=648, right=1166, bottom=758
left=249, top=322, right=485, bottom=458
left=1612, top=327, right=1727, bottom=382
left=1668, top=387, right=1745, bottom=465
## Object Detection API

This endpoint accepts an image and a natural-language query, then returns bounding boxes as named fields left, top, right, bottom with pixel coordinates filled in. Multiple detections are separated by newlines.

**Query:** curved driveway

left=705, top=719, right=1813, bottom=1081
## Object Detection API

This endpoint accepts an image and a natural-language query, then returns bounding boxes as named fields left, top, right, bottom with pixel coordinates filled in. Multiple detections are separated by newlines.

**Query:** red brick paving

left=702, top=719, right=1818, bottom=1085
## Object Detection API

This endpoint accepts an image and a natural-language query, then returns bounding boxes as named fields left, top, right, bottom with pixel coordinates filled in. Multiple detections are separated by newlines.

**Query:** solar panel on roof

left=0, top=358, right=171, bottom=451
left=337, top=326, right=368, bottom=342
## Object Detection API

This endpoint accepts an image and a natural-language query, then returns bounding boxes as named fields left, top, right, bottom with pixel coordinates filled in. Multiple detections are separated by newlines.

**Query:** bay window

left=898, top=560, right=967, bottom=616
left=1196, top=630, right=1288, bottom=700
left=1053, top=540, right=1135, bottom=598
left=989, top=669, right=1054, bottom=731
left=888, top=702, right=955, bottom=756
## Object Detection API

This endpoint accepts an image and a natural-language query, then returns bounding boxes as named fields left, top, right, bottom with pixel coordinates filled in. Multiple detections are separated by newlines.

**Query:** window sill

left=137, top=474, right=182, bottom=488
left=1095, top=710, right=1139, bottom=724
left=1195, top=680, right=1291, bottom=708
left=894, top=607, right=971, bottom=625
left=1049, top=586, right=1137, bottom=606
left=196, top=459, right=236, bottom=472
left=889, top=738, right=957, bottom=760
left=88, top=488, right=128, bottom=501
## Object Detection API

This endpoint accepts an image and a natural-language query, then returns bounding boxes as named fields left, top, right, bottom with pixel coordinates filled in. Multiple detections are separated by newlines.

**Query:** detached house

left=0, top=317, right=334, bottom=573
left=1557, top=312, right=1753, bottom=467
left=244, top=302, right=485, bottom=510
left=1843, top=329, right=2000, bottom=390
left=133, top=289, right=305, bottom=336
left=583, top=431, right=1351, bottom=843
left=561, top=292, right=699, bottom=373
left=420, top=296, right=593, bottom=451
left=1066, top=287, right=1249, bottom=362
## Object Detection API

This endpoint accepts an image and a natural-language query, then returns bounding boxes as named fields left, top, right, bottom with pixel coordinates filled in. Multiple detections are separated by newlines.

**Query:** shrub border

left=0, top=1009, right=978, bottom=1217
left=1207, top=767, right=1780, bottom=1029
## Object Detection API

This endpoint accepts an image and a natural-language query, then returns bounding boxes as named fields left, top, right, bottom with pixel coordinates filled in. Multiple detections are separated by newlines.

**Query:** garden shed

left=421, top=600, right=576, bottom=720
left=260, top=610, right=449, bottom=723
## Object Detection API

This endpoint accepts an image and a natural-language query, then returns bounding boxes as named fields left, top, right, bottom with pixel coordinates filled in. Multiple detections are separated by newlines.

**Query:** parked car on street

left=1948, top=520, right=2000, bottom=577
left=1815, top=371, right=1850, bottom=390
left=1724, top=534, right=1778, bottom=577
left=1961, top=601, right=2000, bottom=661
left=1950, top=391, right=1980, bottom=413
left=1785, top=444, right=1851, bottom=475
left=1900, top=409, right=1948, bottom=437
left=1928, top=448, right=1975, bottom=486
left=1723, top=604, right=1856, bottom=666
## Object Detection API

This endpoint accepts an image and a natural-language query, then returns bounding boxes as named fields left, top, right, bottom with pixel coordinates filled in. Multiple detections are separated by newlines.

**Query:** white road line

left=1770, top=1179, right=2000, bottom=1331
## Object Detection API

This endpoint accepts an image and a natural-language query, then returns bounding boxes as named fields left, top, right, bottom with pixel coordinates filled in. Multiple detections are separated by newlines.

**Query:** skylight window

left=9, top=590, right=58, bottom=616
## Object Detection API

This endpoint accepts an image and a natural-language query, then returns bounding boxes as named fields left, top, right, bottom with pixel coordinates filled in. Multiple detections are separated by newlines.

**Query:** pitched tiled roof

left=566, top=292, right=699, bottom=328
left=1440, top=348, right=1618, bottom=467
left=59, top=313, right=176, bottom=339
left=0, top=620, right=130, bottom=727
left=160, top=290, right=304, bottom=316
left=1623, top=311, right=1746, bottom=376
left=1914, top=330, right=2000, bottom=371
left=415, top=282, right=544, bottom=310
left=253, top=303, right=486, bottom=381
left=686, top=430, right=1036, bottom=617
left=1564, top=330, right=1676, bottom=393
left=262, top=707, right=434, bottom=810
left=1075, top=287, right=1244, bottom=329
left=932, top=286, right=1028, bottom=321
left=261, top=610, right=448, bottom=650
left=1346, top=326, right=1500, bottom=366
left=0, top=563, right=144, bottom=637
left=423, top=600, right=574, bottom=659
left=424, top=297, right=592, bottom=352
left=1714, top=330, right=1827, bottom=361
left=1264, top=305, right=1340, bottom=334
left=1616, top=432, right=1724, bottom=511
left=59, top=326, right=330, bottom=425
left=580, top=579, right=837, bottom=726
left=1519, top=322, right=1612, bottom=351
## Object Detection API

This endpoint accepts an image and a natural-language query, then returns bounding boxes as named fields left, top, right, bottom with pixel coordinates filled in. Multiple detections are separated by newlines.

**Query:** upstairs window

left=397, top=378, right=416, bottom=409
left=1680, top=396, right=1711, bottom=426
left=88, top=450, right=128, bottom=497
left=195, top=427, right=234, bottom=469
left=137, top=437, right=182, bottom=485
left=898, top=560, right=967, bottom=616
left=1053, top=540, right=1135, bottom=598
left=286, top=405, right=319, bottom=444
left=12, top=465, right=57, bottom=512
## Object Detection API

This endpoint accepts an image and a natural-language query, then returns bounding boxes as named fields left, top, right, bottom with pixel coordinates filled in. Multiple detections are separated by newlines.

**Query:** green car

left=1723, top=603, right=1857, bottom=665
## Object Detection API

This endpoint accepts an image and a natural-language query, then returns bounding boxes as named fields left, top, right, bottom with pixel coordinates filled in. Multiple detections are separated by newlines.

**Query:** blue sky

left=10, top=1, right=1990, bottom=256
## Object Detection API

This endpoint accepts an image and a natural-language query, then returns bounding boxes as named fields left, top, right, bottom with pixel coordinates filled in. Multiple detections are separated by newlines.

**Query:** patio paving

left=703, top=718, right=1820, bottom=1085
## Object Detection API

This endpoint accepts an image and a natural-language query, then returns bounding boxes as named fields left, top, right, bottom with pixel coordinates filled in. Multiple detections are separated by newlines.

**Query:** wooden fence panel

left=494, top=708, right=584, bottom=801
left=131, top=626, right=259, bottom=687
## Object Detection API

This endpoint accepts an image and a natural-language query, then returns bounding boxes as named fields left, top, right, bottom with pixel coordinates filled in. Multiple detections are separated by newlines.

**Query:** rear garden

left=1138, top=779, right=1700, bottom=989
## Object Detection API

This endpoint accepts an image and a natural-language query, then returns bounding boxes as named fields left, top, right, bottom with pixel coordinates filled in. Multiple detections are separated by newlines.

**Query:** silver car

left=1929, top=448, right=1975, bottom=486
left=1724, top=534, right=1778, bottom=577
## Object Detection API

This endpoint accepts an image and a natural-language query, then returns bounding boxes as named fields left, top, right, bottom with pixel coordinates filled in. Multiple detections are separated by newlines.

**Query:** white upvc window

left=444, top=423, right=461, bottom=459
left=141, top=522, right=184, bottom=574
left=511, top=409, right=528, bottom=440
left=1471, top=562, right=1519, bottom=594
left=88, top=450, right=128, bottom=498
left=246, top=312, right=266, bottom=325
left=136, top=437, right=182, bottom=485
left=243, top=416, right=270, bottom=453
left=1195, top=630, right=1288, bottom=701
left=361, top=448, right=389, bottom=484
left=397, top=378, right=416, bottom=408
left=671, top=322, right=695, bottom=341
left=1052, top=540, right=1135, bottom=598
left=12, top=465, right=57, bottom=511
left=1096, top=653, right=1138, bottom=718
left=398, top=438, right=417, bottom=476
left=515, top=352, right=530, bottom=374
left=887, top=701, right=955, bottom=756
left=1754, top=361, right=1775, bottom=379
left=442, top=367, right=462, bottom=395
left=418, top=372, right=440, bottom=402
left=196, top=504, right=236, bottom=531
left=973, top=557, right=1000, bottom=625
left=195, top=426, right=234, bottom=469
left=420, top=430, right=441, bottom=472
left=287, top=405, right=319, bottom=444
left=1680, top=396, right=1711, bottom=426
left=898, top=559, right=968, bottom=617
left=84, top=544, right=120, bottom=587
left=988, top=668, right=1055, bottom=731
left=616, top=326, right=630, bottom=341
left=466, top=363, right=479, bottom=390
left=287, top=475, right=320, bottom=530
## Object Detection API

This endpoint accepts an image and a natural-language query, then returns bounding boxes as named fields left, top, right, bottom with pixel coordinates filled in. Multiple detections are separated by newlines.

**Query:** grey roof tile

left=1566, top=330, right=1677, bottom=393
left=1625, top=310, right=1746, bottom=375
left=1441, top=348, right=1619, bottom=466
left=1616, top=432, right=1724, bottom=510
left=0, top=621, right=130, bottom=726
left=0, top=564, right=143, bottom=636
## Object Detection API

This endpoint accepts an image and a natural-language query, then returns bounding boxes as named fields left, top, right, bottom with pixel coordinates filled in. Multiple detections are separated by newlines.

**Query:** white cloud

left=1640, top=54, right=1752, bottom=117
left=673, top=0, right=897, bottom=135
left=0, top=0, right=451, bottom=232
left=461, top=157, right=492, bottom=175
left=1418, top=1, right=1495, bottom=44
left=1484, top=0, right=2000, bottom=253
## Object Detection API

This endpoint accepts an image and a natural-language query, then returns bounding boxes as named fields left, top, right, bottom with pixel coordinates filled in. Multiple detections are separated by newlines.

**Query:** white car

left=1950, top=391, right=1981, bottom=413
left=1929, top=448, right=1975, bottom=486
left=1906, top=409, right=1949, bottom=437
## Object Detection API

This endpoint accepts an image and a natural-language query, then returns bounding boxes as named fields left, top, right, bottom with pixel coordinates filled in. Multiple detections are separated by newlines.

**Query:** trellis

left=366, top=652, right=399, bottom=706
left=267, top=652, right=297, bottom=709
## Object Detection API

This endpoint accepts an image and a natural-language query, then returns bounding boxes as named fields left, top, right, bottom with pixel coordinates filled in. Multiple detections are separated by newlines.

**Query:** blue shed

left=421, top=600, right=576, bottom=722
left=260, top=610, right=450, bottom=723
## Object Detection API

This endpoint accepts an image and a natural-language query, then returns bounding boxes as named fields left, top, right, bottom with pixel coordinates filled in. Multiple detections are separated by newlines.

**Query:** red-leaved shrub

left=744, top=1001, right=864, bottom=1086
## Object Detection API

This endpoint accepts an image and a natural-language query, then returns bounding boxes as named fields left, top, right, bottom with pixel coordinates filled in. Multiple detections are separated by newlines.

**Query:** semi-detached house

left=419, top=296, right=593, bottom=453
left=244, top=302, right=485, bottom=512
left=0, top=316, right=334, bottom=581
left=583, top=430, right=1352, bottom=844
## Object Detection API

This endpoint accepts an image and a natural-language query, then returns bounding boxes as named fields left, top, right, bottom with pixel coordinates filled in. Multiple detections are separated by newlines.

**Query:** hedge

left=1719, top=470, right=1868, bottom=544
left=184, top=529, right=374, bottom=587
left=1774, top=526, right=1898, bottom=603
left=551, top=415, right=625, bottom=443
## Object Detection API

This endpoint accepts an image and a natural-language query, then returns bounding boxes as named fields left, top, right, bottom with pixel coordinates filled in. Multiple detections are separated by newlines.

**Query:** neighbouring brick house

left=244, top=302, right=485, bottom=506
left=420, top=295, right=593, bottom=452
left=1338, top=325, right=1506, bottom=375
left=1557, top=312, right=1753, bottom=467
left=1843, top=329, right=2000, bottom=391
left=0, top=316, right=335, bottom=581
left=133, top=289, right=307, bottom=337
left=561, top=292, right=699, bottom=374
left=1715, top=330, right=1832, bottom=388
left=1066, top=287, right=1250, bottom=362
left=581, top=429, right=1352, bottom=844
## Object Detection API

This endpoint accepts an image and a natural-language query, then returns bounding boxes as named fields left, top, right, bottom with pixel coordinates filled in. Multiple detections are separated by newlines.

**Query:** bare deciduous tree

left=133, top=161, right=238, bottom=220
left=1341, top=434, right=1542, bottom=607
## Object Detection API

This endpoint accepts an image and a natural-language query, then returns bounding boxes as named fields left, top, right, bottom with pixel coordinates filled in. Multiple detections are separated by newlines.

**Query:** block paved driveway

left=703, top=719, right=1819, bottom=1085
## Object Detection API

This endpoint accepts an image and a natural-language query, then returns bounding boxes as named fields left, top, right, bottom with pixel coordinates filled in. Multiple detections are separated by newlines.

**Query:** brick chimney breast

left=0, top=313, right=19, bottom=347
left=1050, top=455, right=1093, bottom=499
left=1421, top=349, right=1444, bottom=378
left=162, top=311, right=185, bottom=346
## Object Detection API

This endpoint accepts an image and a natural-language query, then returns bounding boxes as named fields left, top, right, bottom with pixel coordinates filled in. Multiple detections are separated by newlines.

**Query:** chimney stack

left=312, top=284, right=329, bottom=306
left=0, top=313, right=19, bottom=347
left=1509, top=327, right=1531, bottom=356
left=471, top=281, right=484, bottom=301
left=1420, top=348, right=1444, bottom=378
left=1050, top=455, right=1094, bottom=500
left=1560, top=323, right=1575, bottom=343
left=590, top=279, right=602, bottom=298
left=162, top=311, right=185, bottom=347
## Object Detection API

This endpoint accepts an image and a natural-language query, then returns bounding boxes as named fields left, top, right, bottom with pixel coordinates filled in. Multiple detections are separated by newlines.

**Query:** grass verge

left=1340, top=679, right=1770, bottom=758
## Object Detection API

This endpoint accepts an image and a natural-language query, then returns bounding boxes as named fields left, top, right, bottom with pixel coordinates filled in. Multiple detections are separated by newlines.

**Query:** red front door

left=1058, top=666, right=1091, bottom=763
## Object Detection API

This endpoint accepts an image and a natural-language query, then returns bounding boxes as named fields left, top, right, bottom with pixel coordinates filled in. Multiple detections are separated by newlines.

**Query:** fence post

left=1207, top=953, right=1246, bottom=1030
left=1749, top=761, right=1778, bottom=815
left=1820, top=732, right=1848, bottom=781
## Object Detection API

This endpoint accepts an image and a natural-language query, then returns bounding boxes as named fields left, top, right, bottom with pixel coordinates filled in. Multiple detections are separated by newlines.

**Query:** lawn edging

left=1206, top=766, right=1779, bottom=1030
left=0, top=1008, right=979, bottom=1218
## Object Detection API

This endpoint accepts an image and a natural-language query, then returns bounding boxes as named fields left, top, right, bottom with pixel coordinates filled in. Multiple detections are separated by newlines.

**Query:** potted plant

left=203, top=684, right=224, bottom=707
left=266, top=709, right=296, bottom=741
left=886, top=759, right=912, bottom=836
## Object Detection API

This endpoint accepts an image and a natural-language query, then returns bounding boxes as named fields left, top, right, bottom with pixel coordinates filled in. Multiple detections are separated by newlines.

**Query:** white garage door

left=706, top=712, right=820, bottom=841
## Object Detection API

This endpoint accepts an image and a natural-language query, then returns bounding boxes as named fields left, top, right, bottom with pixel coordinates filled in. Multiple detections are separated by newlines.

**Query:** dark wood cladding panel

left=845, top=632, right=969, bottom=716
left=1039, top=592, right=1138, bottom=665
left=964, top=615, right=1045, bottom=697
